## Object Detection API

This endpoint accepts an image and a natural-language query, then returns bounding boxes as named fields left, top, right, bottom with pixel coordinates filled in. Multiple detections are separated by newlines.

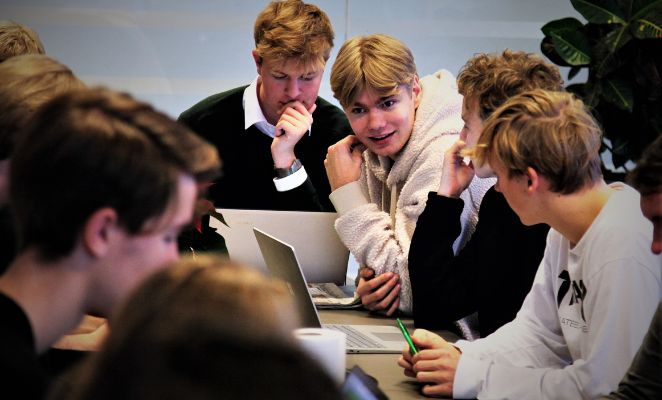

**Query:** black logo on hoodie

left=557, top=270, right=587, bottom=322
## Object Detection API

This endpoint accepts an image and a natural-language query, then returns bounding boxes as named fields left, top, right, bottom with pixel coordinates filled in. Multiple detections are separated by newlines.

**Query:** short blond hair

left=0, top=20, right=45, bottom=62
left=457, top=49, right=563, bottom=120
left=475, top=90, right=602, bottom=194
left=0, top=54, right=85, bottom=160
left=330, top=34, right=417, bottom=109
left=253, top=0, right=334, bottom=69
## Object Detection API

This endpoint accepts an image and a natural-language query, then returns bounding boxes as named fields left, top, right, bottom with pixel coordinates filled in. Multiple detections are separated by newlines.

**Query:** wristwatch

left=274, top=158, right=303, bottom=178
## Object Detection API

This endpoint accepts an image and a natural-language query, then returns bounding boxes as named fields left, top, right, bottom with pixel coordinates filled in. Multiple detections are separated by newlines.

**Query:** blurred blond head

left=0, top=54, right=85, bottom=161
left=63, top=256, right=342, bottom=400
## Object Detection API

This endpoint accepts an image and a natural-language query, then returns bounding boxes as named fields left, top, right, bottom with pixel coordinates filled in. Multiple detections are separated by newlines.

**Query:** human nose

left=368, top=110, right=386, bottom=131
left=285, top=78, right=301, bottom=99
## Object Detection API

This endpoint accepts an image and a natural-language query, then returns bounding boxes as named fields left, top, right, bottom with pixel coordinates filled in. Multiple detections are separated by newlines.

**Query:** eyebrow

left=352, top=95, right=395, bottom=108
left=271, top=69, right=319, bottom=77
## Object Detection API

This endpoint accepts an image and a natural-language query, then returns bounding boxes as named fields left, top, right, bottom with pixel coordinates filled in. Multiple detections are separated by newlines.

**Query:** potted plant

left=540, top=0, right=661, bottom=180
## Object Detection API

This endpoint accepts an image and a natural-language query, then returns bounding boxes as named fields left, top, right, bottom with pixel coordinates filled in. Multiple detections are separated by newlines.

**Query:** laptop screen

left=210, top=209, right=349, bottom=284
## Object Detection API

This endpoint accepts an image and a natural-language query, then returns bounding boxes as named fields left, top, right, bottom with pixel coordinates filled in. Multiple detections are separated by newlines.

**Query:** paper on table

left=308, top=283, right=362, bottom=309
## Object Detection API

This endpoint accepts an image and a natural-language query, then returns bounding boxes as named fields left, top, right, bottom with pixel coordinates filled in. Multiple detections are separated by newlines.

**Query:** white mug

left=294, top=327, right=346, bottom=384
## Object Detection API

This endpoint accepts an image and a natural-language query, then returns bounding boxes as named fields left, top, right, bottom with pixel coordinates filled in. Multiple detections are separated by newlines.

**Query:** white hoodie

left=453, top=183, right=662, bottom=399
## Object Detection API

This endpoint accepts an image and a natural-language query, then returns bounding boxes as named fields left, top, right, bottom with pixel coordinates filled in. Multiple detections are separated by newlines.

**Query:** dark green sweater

left=179, top=86, right=350, bottom=211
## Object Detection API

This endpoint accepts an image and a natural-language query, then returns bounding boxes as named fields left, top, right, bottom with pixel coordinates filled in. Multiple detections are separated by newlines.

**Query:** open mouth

left=369, top=131, right=395, bottom=142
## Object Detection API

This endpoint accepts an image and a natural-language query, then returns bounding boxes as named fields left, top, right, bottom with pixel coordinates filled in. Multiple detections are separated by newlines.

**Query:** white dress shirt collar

left=243, top=77, right=276, bottom=138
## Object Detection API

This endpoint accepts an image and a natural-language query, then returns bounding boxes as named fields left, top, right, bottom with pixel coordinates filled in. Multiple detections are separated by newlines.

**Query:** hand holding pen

left=437, top=140, right=476, bottom=198
left=397, top=318, right=419, bottom=355
left=396, top=328, right=461, bottom=398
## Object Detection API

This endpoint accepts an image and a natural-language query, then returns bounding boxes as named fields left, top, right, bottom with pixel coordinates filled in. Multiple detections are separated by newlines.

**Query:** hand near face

left=271, top=101, right=317, bottom=168
left=324, top=135, right=366, bottom=191
left=437, top=140, right=476, bottom=198
left=52, top=315, right=109, bottom=351
left=397, top=329, right=460, bottom=397
left=355, top=267, right=400, bottom=316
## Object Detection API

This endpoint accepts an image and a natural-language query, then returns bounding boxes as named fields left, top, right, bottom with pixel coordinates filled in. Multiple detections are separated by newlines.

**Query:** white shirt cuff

left=453, top=354, right=488, bottom=399
left=328, top=181, right=369, bottom=215
left=273, top=166, right=308, bottom=192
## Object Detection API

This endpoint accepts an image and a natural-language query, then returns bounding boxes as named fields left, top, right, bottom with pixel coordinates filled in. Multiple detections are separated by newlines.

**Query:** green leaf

left=541, top=17, right=585, bottom=36
left=592, top=29, right=630, bottom=78
left=604, top=26, right=632, bottom=52
left=616, top=0, right=654, bottom=19
left=632, top=17, right=662, bottom=38
left=550, top=30, right=592, bottom=65
left=571, top=0, right=627, bottom=24
left=601, top=78, right=634, bottom=111
left=568, top=65, right=584, bottom=80
left=631, top=0, right=662, bottom=19
left=594, top=49, right=625, bottom=79
left=631, top=9, right=662, bottom=38
left=630, top=0, right=657, bottom=16
left=586, top=85, right=603, bottom=109
left=541, top=35, right=572, bottom=66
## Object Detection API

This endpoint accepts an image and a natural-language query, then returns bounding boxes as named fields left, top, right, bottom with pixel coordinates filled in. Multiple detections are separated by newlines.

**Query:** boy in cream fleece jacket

left=324, top=34, right=492, bottom=314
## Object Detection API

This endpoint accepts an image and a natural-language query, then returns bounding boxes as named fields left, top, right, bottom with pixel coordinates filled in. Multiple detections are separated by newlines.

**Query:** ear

left=252, top=50, right=262, bottom=75
left=411, top=75, right=422, bottom=108
left=83, top=208, right=119, bottom=258
left=525, top=167, right=540, bottom=193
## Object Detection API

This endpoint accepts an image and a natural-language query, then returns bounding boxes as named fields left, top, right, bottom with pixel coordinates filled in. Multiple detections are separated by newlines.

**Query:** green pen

left=396, top=318, right=419, bottom=355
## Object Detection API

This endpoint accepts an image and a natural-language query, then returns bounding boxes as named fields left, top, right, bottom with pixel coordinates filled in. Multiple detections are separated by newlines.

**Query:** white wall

left=1, top=0, right=582, bottom=118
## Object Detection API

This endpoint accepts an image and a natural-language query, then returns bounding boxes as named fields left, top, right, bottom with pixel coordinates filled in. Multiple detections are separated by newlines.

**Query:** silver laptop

left=254, top=228, right=407, bottom=354
left=209, top=209, right=349, bottom=284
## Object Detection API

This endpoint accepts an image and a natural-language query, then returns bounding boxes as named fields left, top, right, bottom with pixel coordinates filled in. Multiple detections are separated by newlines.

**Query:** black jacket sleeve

left=408, top=187, right=549, bottom=336
left=274, top=177, right=324, bottom=211
left=409, top=192, right=482, bottom=329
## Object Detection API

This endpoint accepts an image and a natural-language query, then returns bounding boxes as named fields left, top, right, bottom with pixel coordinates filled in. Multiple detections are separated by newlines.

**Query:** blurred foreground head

left=65, top=255, right=342, bottom=400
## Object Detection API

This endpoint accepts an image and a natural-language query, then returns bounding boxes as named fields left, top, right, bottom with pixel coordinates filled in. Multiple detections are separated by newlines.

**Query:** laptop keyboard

left=326, top=324, right=385, bottom=349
